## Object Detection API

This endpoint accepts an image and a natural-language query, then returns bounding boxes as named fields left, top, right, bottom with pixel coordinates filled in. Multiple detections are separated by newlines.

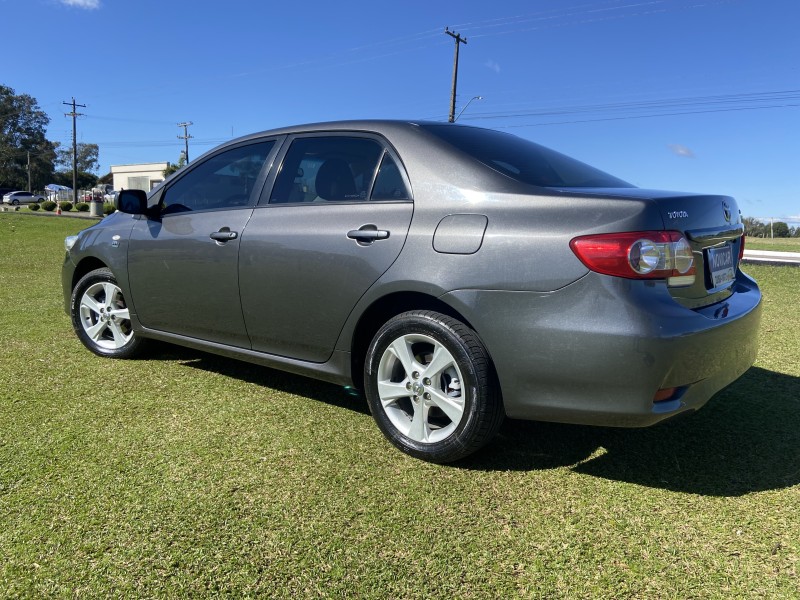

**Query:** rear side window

left=371, top=154, right=410, bottom=201
left=269, top=136, right=409, bottom=203
left=161, top=141, right=274, bottom=214
left=422, top=124, right=633, bottom=189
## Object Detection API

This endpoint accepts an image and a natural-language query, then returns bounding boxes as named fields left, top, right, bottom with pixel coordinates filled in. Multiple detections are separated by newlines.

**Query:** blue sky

left=3, top=0, right=798, bottom=222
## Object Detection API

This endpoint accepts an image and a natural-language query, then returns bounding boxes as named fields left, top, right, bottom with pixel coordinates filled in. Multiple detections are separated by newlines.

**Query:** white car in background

left=2, top=191, right=45, bottom=205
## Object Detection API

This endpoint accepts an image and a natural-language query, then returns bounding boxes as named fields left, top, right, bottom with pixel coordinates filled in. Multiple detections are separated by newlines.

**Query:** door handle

left=210, top=229, right=238, bottom=242
left=347, top=226, right=390, bottom=244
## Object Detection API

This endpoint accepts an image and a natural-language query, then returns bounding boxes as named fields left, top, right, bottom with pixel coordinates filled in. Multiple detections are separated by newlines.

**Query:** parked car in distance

left=3, top=190, right=45, bottom=205
left=61, top=120, right=762, bottom=463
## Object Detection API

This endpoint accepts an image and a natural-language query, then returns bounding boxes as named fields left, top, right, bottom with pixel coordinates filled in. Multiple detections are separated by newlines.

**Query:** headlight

left=65, top=235, right=78, bottom=252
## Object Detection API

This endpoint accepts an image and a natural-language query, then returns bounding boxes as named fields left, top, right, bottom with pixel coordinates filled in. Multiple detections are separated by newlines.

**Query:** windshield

left=422, top=124, right=633, bottom=189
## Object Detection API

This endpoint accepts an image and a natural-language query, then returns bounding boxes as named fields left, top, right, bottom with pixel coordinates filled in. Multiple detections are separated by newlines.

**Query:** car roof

left=225, top=119, right=485, bottom=145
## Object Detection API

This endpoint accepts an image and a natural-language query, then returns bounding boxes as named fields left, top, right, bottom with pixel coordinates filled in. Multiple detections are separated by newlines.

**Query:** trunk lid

left=555, top=187, right=745, bottom=308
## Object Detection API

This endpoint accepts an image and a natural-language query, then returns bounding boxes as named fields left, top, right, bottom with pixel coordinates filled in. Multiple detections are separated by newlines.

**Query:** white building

left=111, top=162, right=169, bottom=192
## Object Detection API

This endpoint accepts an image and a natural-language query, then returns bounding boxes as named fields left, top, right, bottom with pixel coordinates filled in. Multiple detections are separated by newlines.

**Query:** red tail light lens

left=738, top=234, right=746, bottom=263
left=570, top=231, right=696, bottom=283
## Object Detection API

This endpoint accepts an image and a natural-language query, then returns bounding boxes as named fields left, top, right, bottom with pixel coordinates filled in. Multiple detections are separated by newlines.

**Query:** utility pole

left=445, top=27, right=467, bottom=123
left=27, top=151, right=31, bottom=192
left=177, top=122, right=193, bottom=163
left=63, top=97, right=86, bottom=206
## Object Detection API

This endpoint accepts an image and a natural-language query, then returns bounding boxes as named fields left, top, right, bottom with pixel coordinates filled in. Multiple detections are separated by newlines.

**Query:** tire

left=364, top=310, right=503, bottom=463
left=70, top=268, right=146, bottom=359
left=11, top=199, right=19, bottom=206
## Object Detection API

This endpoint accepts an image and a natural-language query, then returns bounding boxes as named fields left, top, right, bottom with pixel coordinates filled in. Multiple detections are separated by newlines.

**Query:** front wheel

left=70, top=268, right=146, bottom=358
left=364, top=310, right=503, bottom=463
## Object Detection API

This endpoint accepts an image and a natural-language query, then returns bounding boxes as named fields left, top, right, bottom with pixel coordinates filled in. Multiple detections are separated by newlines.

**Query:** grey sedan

left=61, top=121, right=762, bottom=462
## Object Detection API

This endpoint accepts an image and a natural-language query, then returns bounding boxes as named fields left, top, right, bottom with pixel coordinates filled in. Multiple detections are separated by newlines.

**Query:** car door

left=238, top=134, right=414, bottom=363
left=126, top=139, right=279, bottom=347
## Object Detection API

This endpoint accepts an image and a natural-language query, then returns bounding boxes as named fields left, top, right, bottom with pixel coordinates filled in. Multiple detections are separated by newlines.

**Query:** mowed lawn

left=746, top=236, right=800, bottom=253
left=1, top=213, right=798, bottom=598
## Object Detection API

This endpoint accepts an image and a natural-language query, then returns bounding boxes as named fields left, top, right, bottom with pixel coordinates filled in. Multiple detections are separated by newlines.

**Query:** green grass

left=746, top=236, right=800, bottom=253
left=1, top=213, right=798, bottom=598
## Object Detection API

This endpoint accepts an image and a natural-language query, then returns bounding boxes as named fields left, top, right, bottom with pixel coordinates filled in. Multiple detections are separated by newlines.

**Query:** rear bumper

left=443, top=271, right=762, bottom=426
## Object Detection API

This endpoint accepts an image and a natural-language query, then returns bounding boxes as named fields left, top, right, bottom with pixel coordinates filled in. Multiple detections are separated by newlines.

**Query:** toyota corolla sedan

left=61, top=121, right=761, bottom=462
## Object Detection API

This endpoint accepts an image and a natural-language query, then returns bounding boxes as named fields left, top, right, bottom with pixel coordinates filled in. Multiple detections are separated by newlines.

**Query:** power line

left=447, top=89, right=800, bottom=123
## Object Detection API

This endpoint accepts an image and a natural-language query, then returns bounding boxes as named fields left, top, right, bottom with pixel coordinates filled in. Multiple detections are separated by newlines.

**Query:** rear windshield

left=422, top=124, right=633, bottom=189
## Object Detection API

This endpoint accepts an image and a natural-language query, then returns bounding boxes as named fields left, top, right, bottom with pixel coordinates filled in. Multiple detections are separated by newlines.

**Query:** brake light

left=570, top=231, right=696, bottom=284
left=738, top=234, right=745, bottom=263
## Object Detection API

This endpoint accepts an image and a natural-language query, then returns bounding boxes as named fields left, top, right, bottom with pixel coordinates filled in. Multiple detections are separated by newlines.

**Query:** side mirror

left=116, top=189, right=148, bottom=215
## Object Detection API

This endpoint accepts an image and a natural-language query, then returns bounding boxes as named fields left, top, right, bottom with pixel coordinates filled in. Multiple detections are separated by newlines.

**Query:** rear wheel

left=364, top=310, right=503, bottom=463
left=70, top=268, right=146, bottom=358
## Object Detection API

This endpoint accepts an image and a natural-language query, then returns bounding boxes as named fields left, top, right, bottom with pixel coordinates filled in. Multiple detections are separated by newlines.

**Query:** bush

left=103, top=203, right=116, bottom=215
left=42, top=200, right=57, bottom=212
left=76, top=202, right=90, bottom=212
left=60, top=202, right=73, bottom=212
left=29, top=203, right=40, bottom=211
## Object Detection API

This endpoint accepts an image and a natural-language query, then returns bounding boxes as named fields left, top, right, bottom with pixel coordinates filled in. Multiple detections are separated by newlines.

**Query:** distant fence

left=37, top=189, right=112, bottom=204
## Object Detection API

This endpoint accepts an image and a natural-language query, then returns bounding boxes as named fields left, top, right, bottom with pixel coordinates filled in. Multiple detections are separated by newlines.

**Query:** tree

left=52, top=141, right=100, bottom=191
left=742, top=216, right=765, bottom=237
left=51, top=169, right=97, bottom=190
left=772, top=221, right=790, bottom=238
left=0, top=84, right=55, bottom=190
left=53, top=141, right=100, bottom=174
left=163, top=150, right=186, bottom=178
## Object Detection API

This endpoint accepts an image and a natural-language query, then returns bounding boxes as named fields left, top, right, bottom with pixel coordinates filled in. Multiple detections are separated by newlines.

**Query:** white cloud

left=484, top=59, right=501, bottom=74
left=60, top=0, right=101, bottom=9
left=668, top=144, right=695, bottom=158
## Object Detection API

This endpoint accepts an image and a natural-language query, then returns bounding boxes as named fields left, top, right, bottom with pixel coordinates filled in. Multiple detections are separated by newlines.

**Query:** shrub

left=103, top=203, right=116, bottom=215
left=29, top=203, right=40, bottom=211
left=60, top=202, right=73, bottom=212
left=42, top=200, right=57, bottom=212
left=76, top=202, right=90, bottom=212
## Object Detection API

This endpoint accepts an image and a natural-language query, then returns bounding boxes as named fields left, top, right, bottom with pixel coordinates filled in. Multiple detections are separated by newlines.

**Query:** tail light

left=570, top=231, right=695, bottom=285
left=738, top=234, right=746, bottom=263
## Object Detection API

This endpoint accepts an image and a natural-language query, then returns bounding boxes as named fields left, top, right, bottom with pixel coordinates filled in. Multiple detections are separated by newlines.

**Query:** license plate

left=707, top=244, right=735, bottom=288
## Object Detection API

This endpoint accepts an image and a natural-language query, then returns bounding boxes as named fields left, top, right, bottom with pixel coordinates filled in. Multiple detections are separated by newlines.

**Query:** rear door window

left=267, top=136, right=410, bottom=204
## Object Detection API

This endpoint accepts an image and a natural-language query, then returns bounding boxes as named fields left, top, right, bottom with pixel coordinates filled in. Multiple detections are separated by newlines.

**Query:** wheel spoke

left=388, top=337, right=416, bottom=378
left=407, top=402, right=430, bottom=443
left=428, top=388, right=465, bottom=425
left=378, top=380, right=410, bottom=403
left=80, top=294, right=103, bottom=316
left=107, top=320, right=129, bottom=346
left=85, top=320, right=108, bottom=342
left=422, top=343, right=455, bottom=381
left=103, top=282, right=121, bottom=305
left=109, top=306, right=130, bottom=320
